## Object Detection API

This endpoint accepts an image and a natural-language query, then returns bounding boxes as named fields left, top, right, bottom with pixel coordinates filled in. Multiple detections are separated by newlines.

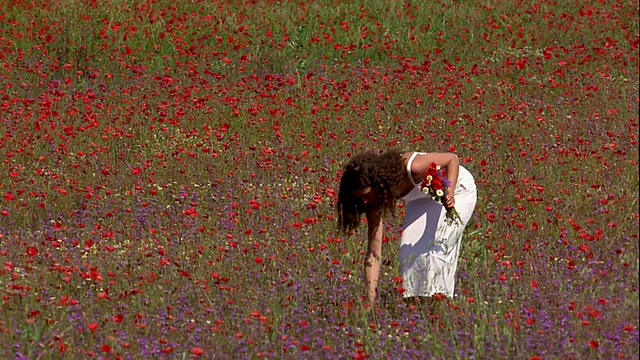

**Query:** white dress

left=399, top=152, right=477, bottom=298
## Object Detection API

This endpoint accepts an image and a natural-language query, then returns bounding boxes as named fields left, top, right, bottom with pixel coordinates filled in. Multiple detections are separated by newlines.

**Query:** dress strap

left=406, top=152, right=420, bottom=186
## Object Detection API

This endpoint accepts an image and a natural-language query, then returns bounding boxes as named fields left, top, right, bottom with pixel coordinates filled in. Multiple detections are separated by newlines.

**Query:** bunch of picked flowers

left=420, top=162, right=462, bottom=225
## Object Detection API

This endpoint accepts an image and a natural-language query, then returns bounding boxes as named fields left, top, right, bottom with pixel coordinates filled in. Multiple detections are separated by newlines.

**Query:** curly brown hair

left=336, top=150, right=407, bottom=233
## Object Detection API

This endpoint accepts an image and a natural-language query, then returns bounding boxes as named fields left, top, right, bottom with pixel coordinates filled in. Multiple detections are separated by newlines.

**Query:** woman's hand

left=445, top=187, right=455, bottom=209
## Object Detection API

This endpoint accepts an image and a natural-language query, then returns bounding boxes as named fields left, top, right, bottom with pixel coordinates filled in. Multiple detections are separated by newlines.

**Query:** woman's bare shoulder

left=401, top=151, right=415, bottom=160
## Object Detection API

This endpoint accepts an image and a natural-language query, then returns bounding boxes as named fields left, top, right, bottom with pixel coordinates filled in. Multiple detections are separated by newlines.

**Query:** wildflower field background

left=0, top=0, right=638, bottom=358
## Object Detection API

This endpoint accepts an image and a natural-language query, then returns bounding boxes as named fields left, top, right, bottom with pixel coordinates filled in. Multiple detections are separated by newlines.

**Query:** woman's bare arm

left=365, top=209, right=383, bottom=304
left=412, top=152, right=460, bottom=208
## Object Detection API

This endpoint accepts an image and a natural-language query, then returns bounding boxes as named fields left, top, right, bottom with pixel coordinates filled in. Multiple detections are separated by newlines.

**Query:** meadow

left=0, top=0, right=638, bottom=358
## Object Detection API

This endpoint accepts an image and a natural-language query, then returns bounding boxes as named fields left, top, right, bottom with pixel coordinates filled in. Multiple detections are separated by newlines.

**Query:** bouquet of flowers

left=420, top=162, right=462, bottom=225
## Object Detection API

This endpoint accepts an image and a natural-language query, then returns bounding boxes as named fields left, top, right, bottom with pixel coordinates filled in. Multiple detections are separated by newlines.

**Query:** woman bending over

left=336, top=150, right=477, bottom=304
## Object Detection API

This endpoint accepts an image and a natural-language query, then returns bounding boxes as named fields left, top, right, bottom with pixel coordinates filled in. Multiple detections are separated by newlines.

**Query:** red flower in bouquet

left=420, top=162, right=462, bottom=225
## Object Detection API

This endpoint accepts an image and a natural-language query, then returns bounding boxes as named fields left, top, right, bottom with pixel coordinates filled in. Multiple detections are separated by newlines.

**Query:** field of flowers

left=0, top=0, right=638, bottom=358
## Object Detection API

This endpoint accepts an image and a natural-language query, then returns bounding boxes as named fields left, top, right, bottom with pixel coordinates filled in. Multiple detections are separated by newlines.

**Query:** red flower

left=431, top=175, right=444, bottom=190
left=26, top=247, right=38, bottom=257
left=432, top=293, right=447, bottom=301
left=87, top=322, right=99, bottom=333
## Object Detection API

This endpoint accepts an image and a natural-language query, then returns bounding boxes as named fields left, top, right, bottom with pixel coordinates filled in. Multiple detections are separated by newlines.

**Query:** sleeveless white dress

left=399, top=152, right=477, bottom=298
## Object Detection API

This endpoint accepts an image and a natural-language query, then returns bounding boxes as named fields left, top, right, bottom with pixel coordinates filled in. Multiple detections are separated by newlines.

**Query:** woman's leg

left=399, top=183, right=477, bottom=299
left=399, top=199, right=441, bottom=298
left=433, top=182, right=477, bottom=297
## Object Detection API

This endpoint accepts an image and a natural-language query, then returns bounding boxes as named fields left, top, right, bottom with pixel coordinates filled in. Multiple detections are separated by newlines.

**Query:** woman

left=337, top=150, right=477, bottom=305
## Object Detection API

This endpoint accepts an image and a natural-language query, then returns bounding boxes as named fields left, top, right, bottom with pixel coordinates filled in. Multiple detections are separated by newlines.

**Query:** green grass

left=0, top=0, right=638, bottom=358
